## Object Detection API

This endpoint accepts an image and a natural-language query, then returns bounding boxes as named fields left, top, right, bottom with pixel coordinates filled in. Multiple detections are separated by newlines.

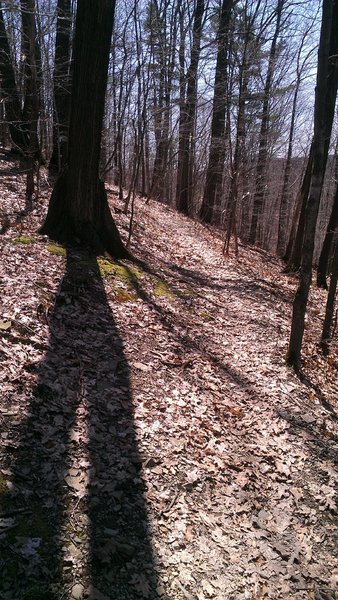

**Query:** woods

left=0, top=0, right=336, bottom=368
left=1, top=0, right=338, bottom=597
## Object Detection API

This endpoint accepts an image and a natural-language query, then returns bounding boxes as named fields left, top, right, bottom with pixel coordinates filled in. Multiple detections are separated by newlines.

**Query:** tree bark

left=283, top=143, right=313, bottom=270
left=20, top=0, right=40, bottom=205
left=176, top=0, right=205, bottom=215
left=40, top=0, right=128, bottom=259
left=0, top=3, right=29, bottom=152
left=287, top=0, right=338, bottom=369
left=317, top=155, right=338, bottom=288
left=277, top=78, right=300, bottom=256
left=48, top=0, right=72, bottom=175
left=199, top=0, right=233, bottom=224
left=320, top=228, right=338, bottom=353
left=248, top=0, right=284, bottom=246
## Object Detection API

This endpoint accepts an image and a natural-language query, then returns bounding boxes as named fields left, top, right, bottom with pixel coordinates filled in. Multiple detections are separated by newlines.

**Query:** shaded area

left=0, top=250, right=157, bottom=599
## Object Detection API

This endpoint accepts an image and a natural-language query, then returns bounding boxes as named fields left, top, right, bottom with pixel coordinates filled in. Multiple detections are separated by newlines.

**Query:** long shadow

left=164, top=261, right=293, bottom=305
left=0, top=249, right=157, bottom=599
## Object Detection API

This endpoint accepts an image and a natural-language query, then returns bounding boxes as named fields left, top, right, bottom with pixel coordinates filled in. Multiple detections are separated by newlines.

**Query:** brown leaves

left=1, top=177, right=338, bottom=599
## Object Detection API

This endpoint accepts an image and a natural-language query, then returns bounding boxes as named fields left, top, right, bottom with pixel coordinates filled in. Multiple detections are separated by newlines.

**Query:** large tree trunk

left=40, top=0, right=128, bottom=259
left=287, top=0, right=338, bottom=369
left=199, top=0, right=233, bottom=224
left=48, top=0, right=72, bottom=175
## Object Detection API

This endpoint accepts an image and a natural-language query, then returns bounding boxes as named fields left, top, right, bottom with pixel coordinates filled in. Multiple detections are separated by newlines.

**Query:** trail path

left=0, top=168, right=338, bottom=599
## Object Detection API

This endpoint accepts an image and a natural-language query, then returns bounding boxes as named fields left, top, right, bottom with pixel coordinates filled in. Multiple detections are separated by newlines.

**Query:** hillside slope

left=0, top=166, right=338, bottom=599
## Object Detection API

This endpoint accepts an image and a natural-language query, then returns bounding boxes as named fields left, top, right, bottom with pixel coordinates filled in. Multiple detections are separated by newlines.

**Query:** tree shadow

left=0, top=249, right=157, bottom=599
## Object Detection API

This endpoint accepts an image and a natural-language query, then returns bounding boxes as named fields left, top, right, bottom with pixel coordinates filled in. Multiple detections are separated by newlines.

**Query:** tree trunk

left=199, top=0, right=233, bottom=224
left=283, top=143, right=313, bottom=270
left=40, top=0, right=128, bottom=259
left=148, top=0, right=177, bottom=203
left=176, top=0, right=205, bottom=215
left=317, top=157, right=338, bottom=288
left=287, top=0, right=338, bottom=369
left=48, top=0, right=72, bottom=175
left=248, top=0, right=284, bottom=246
left=320, top=230, right=338, bottom=353
left=20, top=0, right=40, bottom=206
left=277, top=81, right=300, bottom=256
left=0, top=3, right=29, bottom=152
left=277, top=28, right=313, bottom=257
left=285, top=7, right=338, bottom=273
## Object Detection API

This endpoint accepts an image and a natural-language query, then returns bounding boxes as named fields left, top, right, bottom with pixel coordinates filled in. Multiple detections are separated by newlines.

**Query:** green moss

left=14, top=235, right=35, bottom=245
left=113, top=287, right=138, bottom=302
left=98, top=258, right=115, bottom=277
left=97, top=259, right=143, bottom=303
left=98, top=259, right=142, bottom=283
left=47, top=243, right=66, bottom=256
left=153, top=280, right=175, bottom=299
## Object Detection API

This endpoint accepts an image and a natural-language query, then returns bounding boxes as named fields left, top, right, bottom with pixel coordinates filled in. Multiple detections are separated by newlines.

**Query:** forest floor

left=0, top=153, right=338, bottom=600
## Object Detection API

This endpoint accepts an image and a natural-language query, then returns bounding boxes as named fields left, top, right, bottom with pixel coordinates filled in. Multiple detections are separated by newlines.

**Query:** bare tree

left=40, top=0, right=128, bottom=258
left=277, top=27, right=316, bottom=256
left=248, top=0, right=285, bottom=245
left=287, top=0, right=338, bottom=369
left=199, top=0, right=234, bottom=224
left=176, top=0, right=205, bottom=215
left=48, top=0, right=72, bottom=174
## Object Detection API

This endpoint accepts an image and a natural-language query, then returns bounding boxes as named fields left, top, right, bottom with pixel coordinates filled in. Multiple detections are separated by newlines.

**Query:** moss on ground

left=113, top=287, right=138, bottom=302
left=24, top=584, right=49, bottom=600
left=98, top=259, right=143, bottom=302
left=94, top=258, right=194, bottom=304
left=14, top=235, right=36, bottom=245
left=47, top=243, right=66, bottom=256
left=98, top=259, right=142, bottom=283
left=153, top=280, right=175, bottom=299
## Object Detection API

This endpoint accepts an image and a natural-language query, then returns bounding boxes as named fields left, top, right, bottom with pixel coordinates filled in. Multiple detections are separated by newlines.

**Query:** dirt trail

left=0, top=176, right=338, bottom=599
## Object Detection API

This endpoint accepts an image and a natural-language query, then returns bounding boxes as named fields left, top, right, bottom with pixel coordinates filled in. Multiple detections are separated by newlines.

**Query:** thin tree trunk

left=283, top=143, right=313, bottom=270
left=277, top=81, right=300, bottom=255
left=0, top=3, right=29, bottom=152
left=248, top=0, right=284, bottom=246
left=317, top=151, right=338, bottom=288
left=321, top=231, right=338, bottom=353
left=20, top=0, right=40, bottom=207
left=277, top=33, right=314, bottom=256
left=199, top=0, right=233, bottom=224
left=49, top=0, right=72, bottom=175
left=176, top=0, right=205, bottom=215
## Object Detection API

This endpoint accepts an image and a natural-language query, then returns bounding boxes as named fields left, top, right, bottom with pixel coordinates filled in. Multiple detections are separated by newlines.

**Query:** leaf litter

left=0, top=158, right=338, bottom=599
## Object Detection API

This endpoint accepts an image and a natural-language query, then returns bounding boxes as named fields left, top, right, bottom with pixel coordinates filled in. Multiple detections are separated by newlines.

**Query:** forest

left=0, top=0, right=338, bottom=599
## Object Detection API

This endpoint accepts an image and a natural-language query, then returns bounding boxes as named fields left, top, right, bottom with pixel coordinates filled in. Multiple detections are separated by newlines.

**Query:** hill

left=0, top=160, right=338, bottom=599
